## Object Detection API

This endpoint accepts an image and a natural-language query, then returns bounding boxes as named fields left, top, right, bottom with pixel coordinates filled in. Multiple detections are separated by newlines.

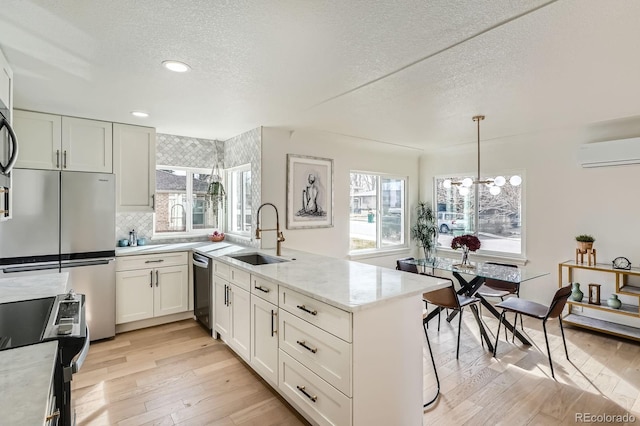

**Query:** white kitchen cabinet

left=214, top=278, right=231, bottom=339
left=250, top=295, right=279, bottom=385
left=113, top=123, right=156, bottom=212
left=13, top=110, right=112, bottom=172
left=214, top=274, right=251, bottom=362
left=0, top=47, right=12, bottom=113
left=116, top=252, right=189, bottom=324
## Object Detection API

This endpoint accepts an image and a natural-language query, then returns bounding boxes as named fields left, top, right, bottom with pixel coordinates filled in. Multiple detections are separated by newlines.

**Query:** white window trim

left=153, top=165, right=216, bottom=238
left=433, top=169, right=526, bottom=261
left=348, top=171, right=409, bottom=255
left=225, top=163, right=252, bottom=238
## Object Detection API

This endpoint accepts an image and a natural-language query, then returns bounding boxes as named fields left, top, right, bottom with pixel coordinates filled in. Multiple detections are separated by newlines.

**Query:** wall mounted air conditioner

left=578, top=137, right=640, bottom=168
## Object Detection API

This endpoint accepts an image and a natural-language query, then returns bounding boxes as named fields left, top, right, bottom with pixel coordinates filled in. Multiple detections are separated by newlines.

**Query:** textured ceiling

left=1, top=0, right=639, bottom=151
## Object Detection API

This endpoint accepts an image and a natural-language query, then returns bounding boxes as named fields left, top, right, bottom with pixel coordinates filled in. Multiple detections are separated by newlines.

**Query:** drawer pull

left=296, top=385, right=318, bottom=403
left=145, top=259, right=165, bottom=264
left=46, top=409, right=60, bottom=421
left=296, top=340, right=318, bottom=354
left=271, top=310, right=277, bottom=336
left=296, top=304, right=317, bottom=316
left=254, top=285, right=270, bottom=293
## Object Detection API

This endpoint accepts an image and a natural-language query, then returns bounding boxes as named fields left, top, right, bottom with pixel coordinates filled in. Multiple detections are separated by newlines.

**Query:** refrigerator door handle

left=2, top=263, right=61, bottom=273
left=60, top=258, right=115, bottom=269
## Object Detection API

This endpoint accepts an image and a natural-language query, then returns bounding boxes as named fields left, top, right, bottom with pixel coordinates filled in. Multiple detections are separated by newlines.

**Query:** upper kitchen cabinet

left=0, top=48, right=12, bottom=113
left=13, top=110, right=113, bottom=172
left=113, top=123, right=156, bottom=212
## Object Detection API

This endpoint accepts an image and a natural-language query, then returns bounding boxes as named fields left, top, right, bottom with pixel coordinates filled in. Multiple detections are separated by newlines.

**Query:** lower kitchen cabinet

left=250, top=295, right=279, bottom=385
left=116, top=252, right=189, bottom=324
left=214, top=278, right=251, bottom=361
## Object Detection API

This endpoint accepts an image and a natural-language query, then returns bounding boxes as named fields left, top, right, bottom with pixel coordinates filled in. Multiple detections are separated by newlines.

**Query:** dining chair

left=477, top=262, right=522, bottom=335
left=422, top=276, right=481, bottom=359
left=396, top=257, right=420, bottom=274
left=422, top=306, right=440, bottom=407
left=493, top=284, right=572, bottom=379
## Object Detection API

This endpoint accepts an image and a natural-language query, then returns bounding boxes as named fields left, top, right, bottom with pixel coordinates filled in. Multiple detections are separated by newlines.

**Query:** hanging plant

left=206, top=163, right=226, bottom=218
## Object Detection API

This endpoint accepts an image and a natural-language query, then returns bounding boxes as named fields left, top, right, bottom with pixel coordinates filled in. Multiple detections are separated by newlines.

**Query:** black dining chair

left=396, top=257, right=420, bottom=274
left=422, top=276, right=482, bottom=359
left=493, top=284, right=572, bottom=379
left=476, top=262, right=522, bottom=337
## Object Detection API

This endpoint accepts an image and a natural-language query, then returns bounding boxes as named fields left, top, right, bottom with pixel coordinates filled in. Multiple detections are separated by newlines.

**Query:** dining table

left=408, top=257, right=549, bottom=351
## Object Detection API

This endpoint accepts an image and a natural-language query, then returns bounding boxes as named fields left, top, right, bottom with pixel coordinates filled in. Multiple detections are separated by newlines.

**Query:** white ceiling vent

left=578, top=137, right=640, bottom=168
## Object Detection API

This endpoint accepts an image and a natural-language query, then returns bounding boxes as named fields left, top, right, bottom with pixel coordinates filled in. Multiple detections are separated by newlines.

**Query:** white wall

left=420, top=118, right=640, bottom=315
left=260, top=127, right=421, bottom=266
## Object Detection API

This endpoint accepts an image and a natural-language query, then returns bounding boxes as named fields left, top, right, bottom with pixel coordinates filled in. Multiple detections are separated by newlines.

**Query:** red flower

left=451, top=234, right=481, bottom=252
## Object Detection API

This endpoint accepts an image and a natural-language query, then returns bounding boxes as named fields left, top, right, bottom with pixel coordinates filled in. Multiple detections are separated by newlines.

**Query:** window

left=226, top=164, right=252, bottom=235
left=154, top=167, right=217, bottom=235
left=349, top=172, right=407, bottom=252
left=435, top=173, right=523, bottom=257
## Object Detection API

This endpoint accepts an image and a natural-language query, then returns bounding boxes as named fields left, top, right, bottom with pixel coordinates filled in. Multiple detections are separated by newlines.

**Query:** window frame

left=348, top=171, right=409, bottom=255
left=225, top=163, right=252, bottom=238
left=433, top=170, right=526, bottom=261
left=153, top=165, right=216, bottom=238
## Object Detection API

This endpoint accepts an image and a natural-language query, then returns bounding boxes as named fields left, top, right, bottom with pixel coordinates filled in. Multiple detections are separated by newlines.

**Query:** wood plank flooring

left=73, top=313, right=640, bottom=425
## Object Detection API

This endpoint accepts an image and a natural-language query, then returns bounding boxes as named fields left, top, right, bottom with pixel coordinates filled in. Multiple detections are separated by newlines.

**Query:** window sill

left=348, top=247, right=410, bottom=261
left=152, top=232, right=211, bottom=241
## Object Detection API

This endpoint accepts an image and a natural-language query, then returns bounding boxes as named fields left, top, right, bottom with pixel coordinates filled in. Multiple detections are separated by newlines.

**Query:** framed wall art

left=286, top=154, right=334, bottom=229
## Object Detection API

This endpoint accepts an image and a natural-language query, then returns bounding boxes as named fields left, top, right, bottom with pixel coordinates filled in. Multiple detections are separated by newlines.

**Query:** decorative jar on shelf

left=570, top=282, right=584, bottom=302
left=607, top=294, right=622, bottom=309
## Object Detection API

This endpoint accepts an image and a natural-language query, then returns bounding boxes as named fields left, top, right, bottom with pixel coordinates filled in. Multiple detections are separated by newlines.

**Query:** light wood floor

left=73, top=314, right=640, bottom=425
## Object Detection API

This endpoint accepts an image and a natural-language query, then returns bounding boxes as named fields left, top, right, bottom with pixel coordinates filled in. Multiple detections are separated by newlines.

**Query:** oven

left=0, top=290, right=89, bottom=425
left=0, top=98, right=18, bottom=220
left=193, top=252, right=212, bottom=333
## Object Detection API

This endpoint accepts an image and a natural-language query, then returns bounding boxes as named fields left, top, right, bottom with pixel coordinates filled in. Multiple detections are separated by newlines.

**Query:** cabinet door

left=214, top=279, right=231, bottom=340
left=113, top=123, right=156, bottom=212
left=0, top=48, right=12, bottom=115
left=154, top=265, right=188, bottom=317
left=116, top=269, right=154, bottom=323
left=13, top=110, right=62, bottom=170
left=251, top=295, right=278, bottom=384
left=229, top=284, right=251, bottom=361
left=62, top=116, right=113, bottom=172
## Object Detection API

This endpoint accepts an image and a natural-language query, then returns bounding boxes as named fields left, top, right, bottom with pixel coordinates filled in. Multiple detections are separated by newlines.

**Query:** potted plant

left=575, top=234, right=595, bottom=252
left=410, top=202, right=438, bottom=260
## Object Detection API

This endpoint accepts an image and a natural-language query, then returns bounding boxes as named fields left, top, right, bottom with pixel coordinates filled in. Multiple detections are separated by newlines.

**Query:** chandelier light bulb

left=489, top=185, right=501, bottom=195
left=510, top=175, right=522, bottom=186
left=458, top=186, right=470, bottom=196
left=443, top=179, right=452, bottom=189
left=461, top=178, right=473, bottom=187
left=494, top=176, right=506, bottom=187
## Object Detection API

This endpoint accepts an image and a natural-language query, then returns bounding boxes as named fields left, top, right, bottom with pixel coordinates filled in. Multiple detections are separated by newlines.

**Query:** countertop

left=0, top=340, right=58, bottom=425
left=0, top=272, right=70, bottom=304
left=117, top=242, right=449, bottom=312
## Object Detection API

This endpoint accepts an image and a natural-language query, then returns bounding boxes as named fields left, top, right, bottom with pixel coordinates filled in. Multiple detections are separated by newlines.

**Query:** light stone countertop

left=0, top=272, right=70, bottom=304
left=116, top=242, right=449, bottom=312
left=0, top=340, right=58, bottom=425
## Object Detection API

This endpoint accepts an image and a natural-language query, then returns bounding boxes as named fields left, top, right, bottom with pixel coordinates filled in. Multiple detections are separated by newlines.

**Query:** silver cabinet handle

left=254, top=285, right=269, bottom=293
left=296, top=385, right=317, bottom=403
left=63, top=150, right=67, bottom=168
left=56, top=150, right=60, bottom=168
left=149, top=270, right=153, bottom=287
left=155, top=270, right=159, bottom=287
left=296, top=340, right=318, bottom=354
left=296, top=304, right=317, bottom=316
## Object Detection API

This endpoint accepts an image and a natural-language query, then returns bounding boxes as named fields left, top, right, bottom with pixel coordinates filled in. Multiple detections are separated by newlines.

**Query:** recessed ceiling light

left=131, top=111, right=149, bottom=118
left=162, top=60, right=191, bottom=73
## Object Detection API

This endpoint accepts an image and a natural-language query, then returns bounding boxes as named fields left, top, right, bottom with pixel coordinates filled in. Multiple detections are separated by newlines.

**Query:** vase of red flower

left=451, top=234, right=481, bottom=267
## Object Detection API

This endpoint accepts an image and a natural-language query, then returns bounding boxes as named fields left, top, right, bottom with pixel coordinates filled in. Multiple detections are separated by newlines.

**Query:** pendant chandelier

left=442, top=115, right=522, bottom=196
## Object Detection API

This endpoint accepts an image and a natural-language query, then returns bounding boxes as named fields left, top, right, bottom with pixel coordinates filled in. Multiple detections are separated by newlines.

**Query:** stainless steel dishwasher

left=193, top=252, right=212, bottom=334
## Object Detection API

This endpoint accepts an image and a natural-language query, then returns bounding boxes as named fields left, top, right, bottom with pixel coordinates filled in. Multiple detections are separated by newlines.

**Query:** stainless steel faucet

left=255, top=202, right=285, bottom=256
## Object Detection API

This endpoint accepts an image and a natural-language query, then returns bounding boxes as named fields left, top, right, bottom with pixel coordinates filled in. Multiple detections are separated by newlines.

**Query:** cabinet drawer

left=279, top=350, right=351, bottom=426
left=251, top=275, right=278, bottom=304
left=213, top=260, right=229, bottom=279
left=279, top=287, right=352, bottom=342
left=116, top=251, right=187, bottom=271
left=279, top=310, right=351, bottom=396
left=229, top=266, right=250, bottom=291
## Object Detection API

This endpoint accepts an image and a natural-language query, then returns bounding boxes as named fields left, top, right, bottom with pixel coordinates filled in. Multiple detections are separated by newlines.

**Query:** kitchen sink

left=228, top=253, right=289, bottom=266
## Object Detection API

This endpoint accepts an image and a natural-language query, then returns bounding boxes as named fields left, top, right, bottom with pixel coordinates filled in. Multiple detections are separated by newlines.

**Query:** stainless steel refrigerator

left=0, top=169, right=116, bottom=340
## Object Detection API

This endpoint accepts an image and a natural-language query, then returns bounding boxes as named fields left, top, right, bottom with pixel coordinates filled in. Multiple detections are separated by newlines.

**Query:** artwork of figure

left=296, top=172, right=326, bottom=218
